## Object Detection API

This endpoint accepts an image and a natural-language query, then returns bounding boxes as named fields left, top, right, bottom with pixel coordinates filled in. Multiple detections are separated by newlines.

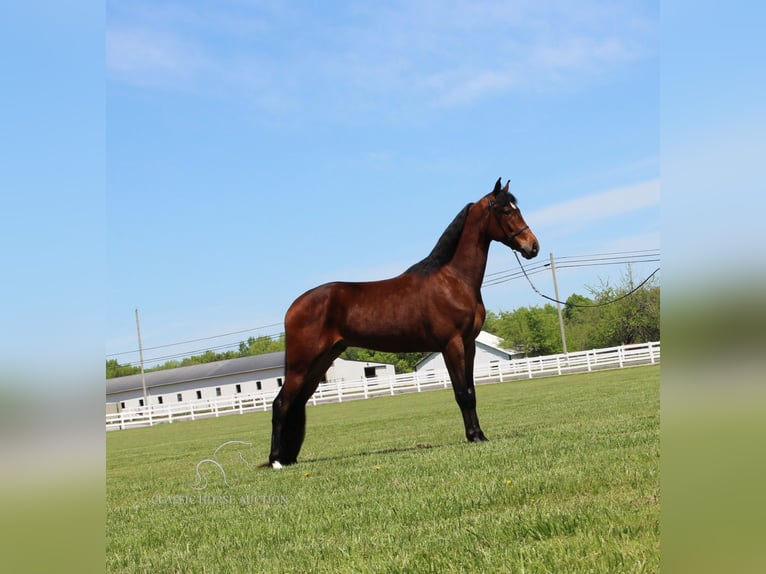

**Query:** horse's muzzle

left=521, top=240, right=539, bottom=259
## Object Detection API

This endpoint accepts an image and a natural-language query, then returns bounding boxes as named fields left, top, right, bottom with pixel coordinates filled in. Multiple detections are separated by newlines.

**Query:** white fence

left=106, top=341, right=660, bottom=431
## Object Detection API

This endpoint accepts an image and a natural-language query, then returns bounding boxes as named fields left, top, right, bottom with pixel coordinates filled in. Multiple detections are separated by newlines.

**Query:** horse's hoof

left=271, top=461, right=283, bottom=470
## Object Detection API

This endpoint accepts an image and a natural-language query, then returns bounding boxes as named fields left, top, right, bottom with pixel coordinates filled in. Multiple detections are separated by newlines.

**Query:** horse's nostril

left=532, top=241, right=539, bottom=254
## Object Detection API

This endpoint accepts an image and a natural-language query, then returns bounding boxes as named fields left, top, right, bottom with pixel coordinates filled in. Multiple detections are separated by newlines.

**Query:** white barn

left=414, top=331, right=522, bottom=377
left=106, top=351, right=395, bottom=411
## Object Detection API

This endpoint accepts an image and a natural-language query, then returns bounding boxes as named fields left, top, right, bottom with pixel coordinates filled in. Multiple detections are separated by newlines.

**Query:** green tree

left=562, top=294, right=595, bottom=352
left=105, top=359, right=140, bottom=379
left=493, top=305, right=562, bottom=356
left=239, top=334, right=285, bottom=356
left=483, top=310, right=501, bottom=333
left=579, top=267, right=660, bottom=348
left=488, top=266, right=660, bottom=354
left=563, top=294, right=593, bottom=322
left=554, top=268, right=660, bottom=350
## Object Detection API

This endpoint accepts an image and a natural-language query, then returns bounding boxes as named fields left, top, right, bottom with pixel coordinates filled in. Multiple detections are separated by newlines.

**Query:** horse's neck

left=445, top=204, right=491, bottom=293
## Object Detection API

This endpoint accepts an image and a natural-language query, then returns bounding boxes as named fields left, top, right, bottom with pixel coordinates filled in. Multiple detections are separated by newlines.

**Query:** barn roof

left=106, top=351, right=285, bottom=396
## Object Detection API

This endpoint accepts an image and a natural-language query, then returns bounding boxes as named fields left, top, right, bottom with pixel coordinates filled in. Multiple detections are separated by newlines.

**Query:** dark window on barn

left=235, top=384, right=242, bottom=393
left=216, top=387, right=222, bottom=397
left=364, top=366, right=377, bottom=378
left=138, top=399, right=144, bottom=407
left=120, top=402, right=125, bottom=409
left=157, top=396, right=163, bottom=404
left=256, top=381, right=262, bottom=391
left=277, top=378, right=283, bottom=387
left=196, top=390, right=202, bottom=400
left=177, top=393, right=183, bottom=402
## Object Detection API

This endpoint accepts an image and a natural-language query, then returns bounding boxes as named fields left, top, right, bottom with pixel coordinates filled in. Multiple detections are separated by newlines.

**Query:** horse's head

left=486, top=178, right=539, bottom=260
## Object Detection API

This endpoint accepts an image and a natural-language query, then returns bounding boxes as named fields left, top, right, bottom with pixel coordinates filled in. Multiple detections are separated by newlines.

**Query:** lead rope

left=513, top=251, right=660, bottom=308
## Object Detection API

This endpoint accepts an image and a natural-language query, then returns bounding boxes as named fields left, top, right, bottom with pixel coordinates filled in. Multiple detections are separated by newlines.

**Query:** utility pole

left=135, top=308, right=149, bottom=410
left=549, top=253, right=568, bottom=354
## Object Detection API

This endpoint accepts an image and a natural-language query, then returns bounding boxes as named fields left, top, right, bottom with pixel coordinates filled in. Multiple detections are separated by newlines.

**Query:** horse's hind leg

left=269, top=379, right=307, bottom=467
left=269, top=341, right=345, bottom=467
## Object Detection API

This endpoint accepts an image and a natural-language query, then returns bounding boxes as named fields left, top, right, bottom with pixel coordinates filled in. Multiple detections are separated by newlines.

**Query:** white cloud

left=106, top=1, right=656, bottom=111
left=528, top=179, right=660, bottom=232
left=107, top=26, right=208, bottom=86
left=531, top=34, right=633, bottom=73
left=430, top=69, right=517, bottom=107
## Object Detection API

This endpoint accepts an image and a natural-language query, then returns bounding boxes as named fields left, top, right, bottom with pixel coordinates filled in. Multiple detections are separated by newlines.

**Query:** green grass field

left=107, top=365, right=659, bottom=573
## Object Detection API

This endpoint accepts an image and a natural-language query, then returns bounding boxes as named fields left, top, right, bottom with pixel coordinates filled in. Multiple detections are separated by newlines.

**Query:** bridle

left=488, top=197, right=529, bottom=247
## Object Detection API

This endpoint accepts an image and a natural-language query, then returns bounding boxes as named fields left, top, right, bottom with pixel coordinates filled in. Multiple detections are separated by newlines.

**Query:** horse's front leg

left=443, top=337, right=487, bottom=443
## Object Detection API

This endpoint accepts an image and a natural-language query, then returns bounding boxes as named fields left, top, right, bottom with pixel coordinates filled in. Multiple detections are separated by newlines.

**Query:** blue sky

left=106, top=1, right=659, bottom=365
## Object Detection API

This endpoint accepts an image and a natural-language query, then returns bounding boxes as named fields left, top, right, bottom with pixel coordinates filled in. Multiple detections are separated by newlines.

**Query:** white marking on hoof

left=271, top=461, right=283, bottom=470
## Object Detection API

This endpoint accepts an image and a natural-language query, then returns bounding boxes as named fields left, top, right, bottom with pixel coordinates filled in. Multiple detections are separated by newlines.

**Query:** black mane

left=405, top=203, right=473, bottom=276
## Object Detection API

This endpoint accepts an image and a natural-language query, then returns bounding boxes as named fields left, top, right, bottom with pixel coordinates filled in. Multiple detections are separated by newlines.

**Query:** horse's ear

left=502, top=180, right=510, bottom=193
left=493, top=177, right=502, bottom=195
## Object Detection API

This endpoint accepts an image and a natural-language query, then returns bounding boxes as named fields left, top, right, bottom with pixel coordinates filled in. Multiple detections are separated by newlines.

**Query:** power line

left=556, top=248, right=660, bottom=261
left=115, top=330, right=286, bottom=368
left=514, top=250, right=661, bottom=308
left=484, top=260, right=550, bottom=278
left=482, top=249, right=659, bottom=287
left=555, top=258, right=660, bottom=270
left=107, top=322, right=283, bottom=358
left=483, top=249, right=659, bottom=280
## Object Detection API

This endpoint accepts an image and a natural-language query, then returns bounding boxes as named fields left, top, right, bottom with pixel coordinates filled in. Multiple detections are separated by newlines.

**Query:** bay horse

left=268, top=178, right=539, bottom=468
